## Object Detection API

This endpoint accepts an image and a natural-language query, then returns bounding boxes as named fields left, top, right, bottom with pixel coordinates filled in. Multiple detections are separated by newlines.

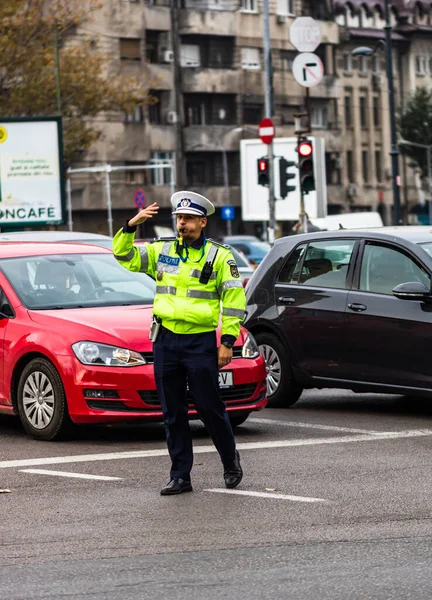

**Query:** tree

left=399, top=87, right=432, bottom=180
left=0, top=1, right=154, bottom=163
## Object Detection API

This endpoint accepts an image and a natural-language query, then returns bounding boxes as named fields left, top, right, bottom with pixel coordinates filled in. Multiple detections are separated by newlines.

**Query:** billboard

left=240, top=137, right=327, bottom=221
left=0, top=117, right=65, bottom=228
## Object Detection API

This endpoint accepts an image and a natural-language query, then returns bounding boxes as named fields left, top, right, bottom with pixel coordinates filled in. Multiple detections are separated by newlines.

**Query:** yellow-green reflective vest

left=112, top=230, right=246, bottom=338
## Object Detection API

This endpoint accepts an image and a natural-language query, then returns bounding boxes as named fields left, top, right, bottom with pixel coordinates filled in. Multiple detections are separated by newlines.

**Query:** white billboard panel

left=240, top=136, right=327, bottom=221
left=0, top=118, right=65, bottom=227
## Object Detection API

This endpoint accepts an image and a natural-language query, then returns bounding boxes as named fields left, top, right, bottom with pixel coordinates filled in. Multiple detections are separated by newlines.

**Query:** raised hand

left=128, top=203, right=160, bottom=227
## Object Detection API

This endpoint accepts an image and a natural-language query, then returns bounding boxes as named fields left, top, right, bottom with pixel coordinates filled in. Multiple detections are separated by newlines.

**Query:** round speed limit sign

left=0, top=126, right=7, bottom=144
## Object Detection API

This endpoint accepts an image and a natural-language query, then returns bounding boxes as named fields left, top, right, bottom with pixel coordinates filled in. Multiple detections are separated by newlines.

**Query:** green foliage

left=0, top=0, right=153, bottom=164
left=399, top=87, right=432, bottom=180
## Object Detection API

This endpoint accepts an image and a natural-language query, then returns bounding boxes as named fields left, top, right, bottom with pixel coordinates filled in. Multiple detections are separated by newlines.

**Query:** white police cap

left=171, top=191, right=215, bottom=217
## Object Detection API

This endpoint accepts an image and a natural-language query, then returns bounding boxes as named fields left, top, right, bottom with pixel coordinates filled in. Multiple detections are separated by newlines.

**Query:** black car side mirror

left=393, top=282, right=432, bottom=302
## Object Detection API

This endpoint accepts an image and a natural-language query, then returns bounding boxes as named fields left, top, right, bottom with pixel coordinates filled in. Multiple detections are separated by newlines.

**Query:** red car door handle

left=348, top=303, right=367, bottom=312
left=279, top=297, right=296, bottom=305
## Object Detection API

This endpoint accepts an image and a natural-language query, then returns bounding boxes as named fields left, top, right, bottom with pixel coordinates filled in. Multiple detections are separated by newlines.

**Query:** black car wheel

left=229, top=413, right=250, bottom=428
left=17, top=358, right=72, bottom=441
left=255, top=332, right=303, bottom=407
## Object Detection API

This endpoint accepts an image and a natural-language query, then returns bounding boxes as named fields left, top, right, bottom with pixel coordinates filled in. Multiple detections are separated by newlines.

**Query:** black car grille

left=140, top=346, right=243, bottom=364
left=138, top=383, right=257, bottom=406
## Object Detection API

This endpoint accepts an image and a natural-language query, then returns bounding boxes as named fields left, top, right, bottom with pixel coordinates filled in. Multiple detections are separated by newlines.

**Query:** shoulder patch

left=229, top=262, right=240, bottom=278
left=208, top=238, right=231, bottom=250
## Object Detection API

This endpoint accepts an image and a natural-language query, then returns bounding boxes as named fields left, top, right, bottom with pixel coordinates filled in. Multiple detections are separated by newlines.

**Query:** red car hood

left=28, top=305, right=243, bottom=350
left=28, top=305, right=156, bottom=350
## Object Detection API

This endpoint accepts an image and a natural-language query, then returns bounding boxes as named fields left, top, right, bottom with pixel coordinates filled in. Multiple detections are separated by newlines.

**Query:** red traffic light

left=298, top=141, right=313, bottom=157
left=259, top=159, right=268, bottom=171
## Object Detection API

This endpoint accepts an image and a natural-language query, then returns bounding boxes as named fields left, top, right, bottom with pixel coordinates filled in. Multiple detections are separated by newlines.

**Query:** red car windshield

left=0, top=253, right=156, bottom=310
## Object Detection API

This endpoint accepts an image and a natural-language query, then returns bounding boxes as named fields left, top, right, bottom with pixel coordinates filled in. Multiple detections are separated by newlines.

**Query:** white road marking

left=1, top=429, right=432, bottom=470
left=19, top=469, right=122, bottom=481
left=205, top=488, right=328, bottom=503
left=248, top=417, right=386, bottom=435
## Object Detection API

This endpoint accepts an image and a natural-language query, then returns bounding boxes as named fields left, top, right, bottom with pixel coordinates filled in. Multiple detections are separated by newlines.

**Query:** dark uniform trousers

left=154, top=326, right=236, bottom=481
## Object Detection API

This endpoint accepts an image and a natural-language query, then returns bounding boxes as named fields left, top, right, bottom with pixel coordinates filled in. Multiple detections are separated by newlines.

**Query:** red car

left=0, top=242, right=267, bottom=440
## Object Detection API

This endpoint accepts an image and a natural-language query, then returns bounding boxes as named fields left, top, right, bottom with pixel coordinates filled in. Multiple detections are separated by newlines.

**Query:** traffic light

left=257, top=157, right=269, bottom=186
left=297, top=138, right=315, bottom=194
left=279, top=157, right=296, bottom=199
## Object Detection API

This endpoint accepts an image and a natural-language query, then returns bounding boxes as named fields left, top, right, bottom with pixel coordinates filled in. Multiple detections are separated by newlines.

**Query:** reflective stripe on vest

left=139, top=247, right=149, bottom=272
left=222, top=307, right=246, bottom=319
left=219, top=280, right=243, bottom=294
left=190, top=269, right=217, bottom=280
left=156, top=286, right=177, bottom=295
left=186, top=290, right=219, bottom=300
left=114, top=248, right=134, bottom=262
left=156, top=241, right=175, bottom=278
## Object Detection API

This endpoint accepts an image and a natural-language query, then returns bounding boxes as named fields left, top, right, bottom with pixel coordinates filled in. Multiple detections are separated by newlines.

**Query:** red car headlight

left=72, top=342, right=146, bottom=367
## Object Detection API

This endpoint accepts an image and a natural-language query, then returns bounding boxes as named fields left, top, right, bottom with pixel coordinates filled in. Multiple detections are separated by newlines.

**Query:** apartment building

left=334, top=0, right=432, bottom=224
left=68, top=0, right=339, bottom=236
left=68, top=0, right=432, bottom=235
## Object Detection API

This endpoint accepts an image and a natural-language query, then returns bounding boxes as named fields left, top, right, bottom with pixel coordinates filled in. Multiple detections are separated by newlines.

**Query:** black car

left=245, top=227, right=432, bottom=406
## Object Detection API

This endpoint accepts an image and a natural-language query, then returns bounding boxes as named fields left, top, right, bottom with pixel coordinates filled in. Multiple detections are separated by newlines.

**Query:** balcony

left=182, top=68, right=240, bottom=94
left=179, top=9, right=239, bottom=37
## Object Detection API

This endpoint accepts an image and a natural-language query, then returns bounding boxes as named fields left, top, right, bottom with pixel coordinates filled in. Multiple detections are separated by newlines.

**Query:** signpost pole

left=263, top=0, right=276, bottom=245
left=66, top=170, right=73, bottom=232
left=105, top=166, right=113, bottom=238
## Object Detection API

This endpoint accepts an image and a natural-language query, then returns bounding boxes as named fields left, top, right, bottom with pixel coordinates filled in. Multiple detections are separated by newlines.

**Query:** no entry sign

left=259, top=118, right=275, bottom=145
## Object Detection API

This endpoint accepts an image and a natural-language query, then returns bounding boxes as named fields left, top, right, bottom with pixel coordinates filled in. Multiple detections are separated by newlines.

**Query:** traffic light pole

left=297, top=135, right=308, bottom=234
left=263, top=0, right=276, bottom=244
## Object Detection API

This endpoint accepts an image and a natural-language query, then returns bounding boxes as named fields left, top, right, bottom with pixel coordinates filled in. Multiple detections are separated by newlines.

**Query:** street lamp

left=399, top=139, right=432, bottom=225
left=352, top=0, right=402, bottom=226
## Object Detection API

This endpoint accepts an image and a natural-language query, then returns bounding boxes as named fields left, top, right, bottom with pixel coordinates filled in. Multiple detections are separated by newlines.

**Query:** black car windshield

left=1, top=253, right=156, bottom=310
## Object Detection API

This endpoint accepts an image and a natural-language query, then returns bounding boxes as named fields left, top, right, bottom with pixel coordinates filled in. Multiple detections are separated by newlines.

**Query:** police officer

left=113, top=191, right=246, bottom=496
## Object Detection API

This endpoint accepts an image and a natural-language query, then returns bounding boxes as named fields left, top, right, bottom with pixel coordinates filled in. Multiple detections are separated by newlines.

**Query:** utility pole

left=170, top=0, right=186, bottom=191
left=384, top=0, right=402, bottom=225
left=262, top=0, right=276, bottom=244
left=54, top=21, right=62, bottom=116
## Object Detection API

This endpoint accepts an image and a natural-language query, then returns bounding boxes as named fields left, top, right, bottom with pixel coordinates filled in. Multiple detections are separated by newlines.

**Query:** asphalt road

left=1, top=389, right=432, bottom=599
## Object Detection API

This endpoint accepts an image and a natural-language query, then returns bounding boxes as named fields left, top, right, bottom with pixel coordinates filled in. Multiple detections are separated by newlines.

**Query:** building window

left=148, top=90, right=163, bottom=124
left=416, top=56, right=426, bottom=75
left=373, top=96, right=380, bottom=127
left=362, top=150, right=369, bottom=183
left=347, top=150, right=354, bottom=183
left=120, top=38, right=141, bottom=61
left=241, top=47, right=260, bottom=70
left=243, top=103, right=263, bottom=124
left=375, top=150, right=382, bottom=182
left=311, top=106, right=328, bottom=129
left=184, top=93, right=236, bottom=126
left=123, top=105, right=144, bottom=123
left=124, top=162, right=147, bottom=186
left=276, top=0, right=295, bottom=16
left=344, top=95, right=352, bottom=127
left=150, top=152, right=174, bottom=186
left=359, top=55, right=368, bottom=74
left=240, top=0, right=257, bottom=12
left=343, top=52, right=352, bottom=72
left=280, top=50, right=296, bottom=71
left=360, top=96, right=368, bottom=128
left=145, top=30, right=164, bottom=63
left=180, top=44, right=200, bottom=67
left=372, top=55, right=380, bottom=73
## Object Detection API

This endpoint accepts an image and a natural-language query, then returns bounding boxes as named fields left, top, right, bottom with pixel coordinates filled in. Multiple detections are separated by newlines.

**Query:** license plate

left=219, top=371, right=233, bottom=388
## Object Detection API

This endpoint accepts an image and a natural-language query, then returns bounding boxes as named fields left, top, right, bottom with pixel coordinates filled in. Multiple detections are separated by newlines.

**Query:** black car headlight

left=242, top=333, right=260, bottom=359
left=72, top=342, right=146, bottom=367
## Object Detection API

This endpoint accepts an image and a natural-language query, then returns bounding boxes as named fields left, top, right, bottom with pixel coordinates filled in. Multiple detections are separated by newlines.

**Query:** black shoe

left=160, top=478, right=193, bottom=496
left=224, top=451, right=243, bottom=489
